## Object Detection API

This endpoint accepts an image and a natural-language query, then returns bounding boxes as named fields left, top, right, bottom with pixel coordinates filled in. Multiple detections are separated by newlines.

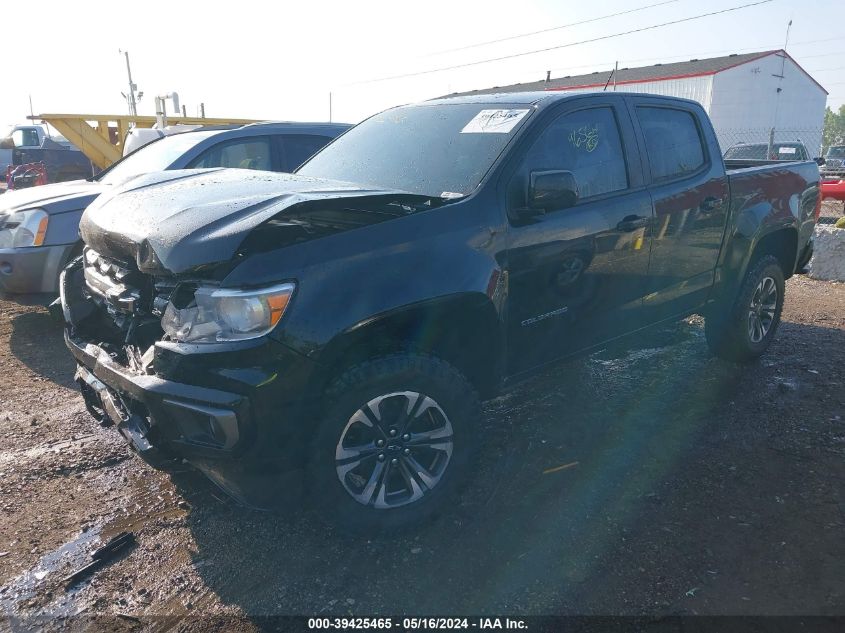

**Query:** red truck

left=820, top=145, right=845, bottom=209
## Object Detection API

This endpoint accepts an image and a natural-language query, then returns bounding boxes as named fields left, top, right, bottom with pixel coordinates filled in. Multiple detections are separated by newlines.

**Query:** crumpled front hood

left=0, top=179, right=106, bottom=215
left=79, top=168, right=435, bottom=276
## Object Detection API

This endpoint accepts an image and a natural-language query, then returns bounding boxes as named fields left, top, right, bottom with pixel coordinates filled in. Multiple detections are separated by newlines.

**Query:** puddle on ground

left=588, top=320, right=703, bottom=371
left=0, top=467, right=190, bottom=620
left=0, top=526, right=102, bottom=618
left=590, top=346, right=669, bottom=370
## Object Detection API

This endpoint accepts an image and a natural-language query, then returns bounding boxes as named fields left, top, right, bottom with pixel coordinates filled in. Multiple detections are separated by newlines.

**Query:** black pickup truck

left=60, top=93, right=820, bottom=530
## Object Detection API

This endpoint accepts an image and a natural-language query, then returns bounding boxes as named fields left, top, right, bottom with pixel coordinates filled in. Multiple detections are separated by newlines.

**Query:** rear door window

left=636, top=107, right=706, bottom=182
left=188, top=137, right=272, bottom=171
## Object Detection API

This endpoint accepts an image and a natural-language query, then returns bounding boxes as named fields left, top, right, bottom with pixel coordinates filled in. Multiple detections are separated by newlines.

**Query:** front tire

left=307, top=354, right=480, bottom=532
left=705, top=255, right=785, bottom=362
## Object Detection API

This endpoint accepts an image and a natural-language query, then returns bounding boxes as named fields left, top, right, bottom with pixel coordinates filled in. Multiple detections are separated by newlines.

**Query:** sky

left=3, top=0, right=844, bottom=131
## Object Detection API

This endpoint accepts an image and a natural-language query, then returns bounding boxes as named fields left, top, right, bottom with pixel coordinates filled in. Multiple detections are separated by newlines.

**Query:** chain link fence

left=715, top=128, right=825, bottom=160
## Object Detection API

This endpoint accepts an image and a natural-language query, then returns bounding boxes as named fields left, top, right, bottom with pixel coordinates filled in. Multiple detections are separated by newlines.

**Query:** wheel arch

left=749, top=227, right=798, bottom=280
left=708, top=224, right=798, bottom=314
left=308, top=293, right=504, bottom=403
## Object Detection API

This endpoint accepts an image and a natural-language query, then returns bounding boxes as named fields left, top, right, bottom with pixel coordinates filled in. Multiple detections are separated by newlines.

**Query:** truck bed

left=724, top=158, right=820, bottom=274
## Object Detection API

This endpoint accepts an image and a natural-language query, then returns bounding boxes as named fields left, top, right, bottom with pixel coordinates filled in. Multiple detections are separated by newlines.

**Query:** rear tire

left=705, top=255, right=785, bottom=362
left=307, top=353, right=480, bottom=532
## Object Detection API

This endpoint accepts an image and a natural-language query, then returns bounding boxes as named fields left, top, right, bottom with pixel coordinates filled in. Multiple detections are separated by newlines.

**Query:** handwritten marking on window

left=569, top=125, right=599, bottom=152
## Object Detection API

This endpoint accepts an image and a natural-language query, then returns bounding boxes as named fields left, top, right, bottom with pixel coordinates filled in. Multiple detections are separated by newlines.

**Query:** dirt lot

left=1, top=209, right=844, bottom=630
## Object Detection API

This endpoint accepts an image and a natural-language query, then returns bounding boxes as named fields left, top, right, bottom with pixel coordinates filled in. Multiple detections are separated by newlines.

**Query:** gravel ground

left=1, top=206, right=844, bottom=630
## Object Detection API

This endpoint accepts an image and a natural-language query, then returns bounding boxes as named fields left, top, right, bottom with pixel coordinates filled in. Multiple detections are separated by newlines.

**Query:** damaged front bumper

left=60, top=256, right=319, bottom=508
left=66, top=332, right=247, bottom=466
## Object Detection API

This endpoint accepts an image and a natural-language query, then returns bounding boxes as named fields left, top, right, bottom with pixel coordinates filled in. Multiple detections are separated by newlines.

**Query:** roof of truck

left=239, top=121, right=352, bottom=132
left=426, top=91, right=698, bottom=109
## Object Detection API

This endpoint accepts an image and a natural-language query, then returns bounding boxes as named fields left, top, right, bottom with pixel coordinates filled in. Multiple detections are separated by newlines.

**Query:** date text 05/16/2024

left=307, top=618, right=528, bottom=630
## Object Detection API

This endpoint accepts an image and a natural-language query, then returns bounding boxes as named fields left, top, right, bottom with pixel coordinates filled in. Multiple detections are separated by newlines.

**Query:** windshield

left=98, top=131, right=217, bottom=185
left=826, top=146, right=845, bottom=159
left=297, top=103, right=533, bottom=197
left=724, top=143, right=806, bottom=160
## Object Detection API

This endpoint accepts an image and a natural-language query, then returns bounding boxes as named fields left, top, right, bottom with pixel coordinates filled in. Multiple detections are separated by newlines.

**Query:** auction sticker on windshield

left=461, top=109, right=529, bottom=134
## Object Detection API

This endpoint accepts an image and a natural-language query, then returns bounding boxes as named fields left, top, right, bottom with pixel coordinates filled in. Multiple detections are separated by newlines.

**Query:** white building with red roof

left=448, top=50, right=828, bottom=155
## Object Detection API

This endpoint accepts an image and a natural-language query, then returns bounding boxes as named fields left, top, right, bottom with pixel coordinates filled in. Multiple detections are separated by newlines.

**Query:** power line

left=431, top=0, right=683, bottom=55
left=794, top=49, right=845, bottom=59
left=545, top=39, right=845, bottom=76
left=348, top=0, right=774, bottom=86
left=791, top=35, right=845, bottom=46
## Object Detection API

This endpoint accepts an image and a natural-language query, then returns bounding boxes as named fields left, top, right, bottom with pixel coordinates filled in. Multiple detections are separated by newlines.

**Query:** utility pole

left=613, top=61, right=618, bottom=91
left=329, top=92, right=333, bottom=123
left=770, top=19, right=792, bottom=157
left=121, top=50, right=138, bottom=116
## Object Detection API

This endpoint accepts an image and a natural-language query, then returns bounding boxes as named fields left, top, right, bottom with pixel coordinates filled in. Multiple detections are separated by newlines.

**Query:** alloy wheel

left=334, top=391, right=454, bottom=509
left=747, top=276, right=777, bottom=344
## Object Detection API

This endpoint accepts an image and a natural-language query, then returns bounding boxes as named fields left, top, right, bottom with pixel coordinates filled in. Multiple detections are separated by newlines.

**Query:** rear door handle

left=616, top=215, right=650, bottom=232
left=701, top=196, right=725, bottom=212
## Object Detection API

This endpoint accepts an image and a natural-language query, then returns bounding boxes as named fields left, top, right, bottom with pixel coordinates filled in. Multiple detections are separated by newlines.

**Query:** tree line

left=824, top=105, right=845, bottom=151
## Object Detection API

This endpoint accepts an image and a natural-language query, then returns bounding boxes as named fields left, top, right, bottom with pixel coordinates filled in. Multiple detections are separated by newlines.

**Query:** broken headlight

left=161, top=282, right=295, bottom=343
left=0, top=209, right=48, bottom=248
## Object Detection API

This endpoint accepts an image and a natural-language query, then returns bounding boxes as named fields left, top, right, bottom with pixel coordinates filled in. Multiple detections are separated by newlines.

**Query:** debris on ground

left=62, top=532, right=136, bottom=587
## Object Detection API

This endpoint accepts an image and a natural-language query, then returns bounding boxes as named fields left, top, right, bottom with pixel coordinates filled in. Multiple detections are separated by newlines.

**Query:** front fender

left=311, top=291, right=504, bottom=398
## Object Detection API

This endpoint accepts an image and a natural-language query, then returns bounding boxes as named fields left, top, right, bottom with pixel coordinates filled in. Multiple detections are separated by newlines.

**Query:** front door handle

left=616, top=215, right=650, bottom=232
left=701, top=196, right=725, bottom=212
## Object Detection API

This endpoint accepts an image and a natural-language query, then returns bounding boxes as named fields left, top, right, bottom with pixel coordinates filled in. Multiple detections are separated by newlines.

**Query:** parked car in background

left=0, top=121, right=349, bottom=294
left=0, top=124, right=93, bottom=189
left=723, top=140, right=811, bottom=162
left=0, top=124, right=73, bottom=171
left=820, top=145, right=845, bottom=209
left=60, top=92, right=820, bottom=530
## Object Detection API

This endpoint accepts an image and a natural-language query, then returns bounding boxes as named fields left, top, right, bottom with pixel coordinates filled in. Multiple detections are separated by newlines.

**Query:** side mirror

left=528, top=170, right=579, bottom=211
left=0, top=137, right=14, bottom=150
left=814, top=157, right=826, bottom=166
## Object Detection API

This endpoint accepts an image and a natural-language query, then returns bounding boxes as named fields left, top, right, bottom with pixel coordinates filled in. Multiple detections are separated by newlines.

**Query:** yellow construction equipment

left=29, top=114, right=262, bottom=170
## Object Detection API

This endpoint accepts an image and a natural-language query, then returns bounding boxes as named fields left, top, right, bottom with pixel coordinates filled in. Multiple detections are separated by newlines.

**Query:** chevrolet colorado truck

left=0, top=122, right=348, bottom=295
left=60, top=93, right=821, bottom=530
